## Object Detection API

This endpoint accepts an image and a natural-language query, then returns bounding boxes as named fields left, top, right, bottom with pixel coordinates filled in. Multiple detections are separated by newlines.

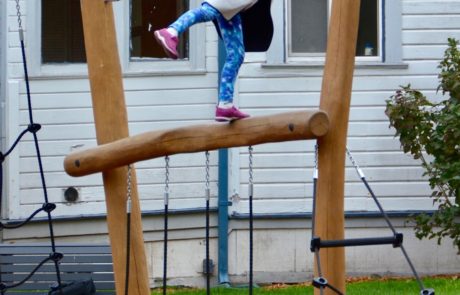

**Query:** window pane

left=356, top=0, right=379, bottom=56
left=131, top=0, right=189, bottom=59
left=289, top=0, right=380, bottom=57
left=290, top=0, right=328, bottom=54
left=42, top=0, right=86, bottom=63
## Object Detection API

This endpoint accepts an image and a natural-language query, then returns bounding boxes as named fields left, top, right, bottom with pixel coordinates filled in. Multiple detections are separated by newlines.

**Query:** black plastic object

left=49, top=279, right=96, bottom=295
left=241, top=0, right=274, bottom=52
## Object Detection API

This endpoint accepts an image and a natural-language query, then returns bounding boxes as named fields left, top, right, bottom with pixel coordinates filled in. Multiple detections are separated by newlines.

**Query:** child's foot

left=215, top=106, right=250, bottom=122
left=154, top=28, right=179, bottom=59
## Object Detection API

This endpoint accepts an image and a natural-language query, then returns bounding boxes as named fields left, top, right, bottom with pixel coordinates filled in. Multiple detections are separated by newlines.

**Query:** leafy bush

left=385, top=38, right=460, bottom=253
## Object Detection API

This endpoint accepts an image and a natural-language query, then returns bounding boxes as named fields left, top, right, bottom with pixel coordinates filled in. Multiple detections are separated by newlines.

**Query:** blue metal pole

left=217, top=39, right=230, bottom=285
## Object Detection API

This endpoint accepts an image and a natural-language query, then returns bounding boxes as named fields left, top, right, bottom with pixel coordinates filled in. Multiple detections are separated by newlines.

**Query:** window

left=288, top=0, right=381, bottom=60
left=41, top=0, right=191, bottom=64
left=130, top=0, right=189, bottom=59
left=42, top=0, right=86, bottom=63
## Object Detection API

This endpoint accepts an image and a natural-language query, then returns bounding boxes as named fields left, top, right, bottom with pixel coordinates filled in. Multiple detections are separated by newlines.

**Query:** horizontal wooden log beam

left=64, top=110, right=329, bottom=177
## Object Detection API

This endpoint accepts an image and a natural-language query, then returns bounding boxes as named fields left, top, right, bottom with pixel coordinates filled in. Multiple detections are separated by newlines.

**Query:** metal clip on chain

left=314, top=144, right=319, bottom=180
left=14, top=0, right=24, bottom=41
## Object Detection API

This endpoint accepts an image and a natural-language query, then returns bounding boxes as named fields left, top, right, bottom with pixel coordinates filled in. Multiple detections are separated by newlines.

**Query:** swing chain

left=205, top=151, right=211, bottom=201
left=313, top=144, right=319, bottom=179
left=346, top=148, right=365, bottom=178
left=164, top=156, right=170, bottom=205
left=126, top=165, right=132, bottom=213
left=14, top=0, right=24, bottom=41
left=248, top=146, right=254, bottom=196
left=14, top=0, right=22, bottom=31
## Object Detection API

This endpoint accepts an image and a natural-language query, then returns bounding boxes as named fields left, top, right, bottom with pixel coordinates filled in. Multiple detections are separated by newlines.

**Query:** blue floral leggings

left=170, top=3, right=244, bottom=103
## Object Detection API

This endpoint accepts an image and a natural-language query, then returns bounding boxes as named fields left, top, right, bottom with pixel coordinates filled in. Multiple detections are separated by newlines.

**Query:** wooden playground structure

left=66, top=0, right=362, bottom=294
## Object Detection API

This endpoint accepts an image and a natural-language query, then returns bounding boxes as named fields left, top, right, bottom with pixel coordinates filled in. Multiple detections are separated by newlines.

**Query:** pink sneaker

left=154, top=29, right=179, bottom=59
left=215, top=106, right=250, bottom=122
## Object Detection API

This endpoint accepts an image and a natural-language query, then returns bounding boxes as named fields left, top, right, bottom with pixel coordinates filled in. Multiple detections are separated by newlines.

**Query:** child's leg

left=215, top=14, right=245, bottom=104
left=214, top=14, right=249, bottom=121
left=169, top=3, right=220, bottom=35
left=155, top=4, right=219, bottom=59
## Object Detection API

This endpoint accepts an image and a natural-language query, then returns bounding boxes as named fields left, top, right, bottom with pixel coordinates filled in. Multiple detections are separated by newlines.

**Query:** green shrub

left=385, top=38, right=460, bottom=253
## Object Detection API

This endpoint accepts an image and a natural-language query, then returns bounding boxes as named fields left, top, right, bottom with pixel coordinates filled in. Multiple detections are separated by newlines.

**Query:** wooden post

left=65, top=110, right=329, bottom=177
left=79, top=1, right=150, bottom=294
left=315, top=0, right=361, bottom=294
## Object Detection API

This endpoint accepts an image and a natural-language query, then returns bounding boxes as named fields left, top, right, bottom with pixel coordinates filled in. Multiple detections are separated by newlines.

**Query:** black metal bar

left=313, top=234, right=403, bottom=249
left=205, top=199, right=210, bottom=295
left=249, top=192, right=253, bottom=295
left=125, top=211, right=131, bottom=295
left=163, top=204, right=168, bottom=295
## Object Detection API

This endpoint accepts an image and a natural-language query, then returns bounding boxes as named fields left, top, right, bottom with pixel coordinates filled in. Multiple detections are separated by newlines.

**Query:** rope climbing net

left=0, top=1, right=64, bottom=294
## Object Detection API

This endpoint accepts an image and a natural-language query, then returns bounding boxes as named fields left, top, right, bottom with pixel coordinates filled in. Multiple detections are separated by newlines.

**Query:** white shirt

left=205, top=0, right=259, bottom=20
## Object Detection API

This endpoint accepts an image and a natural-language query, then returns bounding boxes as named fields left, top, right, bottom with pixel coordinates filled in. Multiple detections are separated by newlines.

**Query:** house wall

left=1, top=0, right=459, bottom=288
left=4, top=0, right=220, bottom=220
left=3, top=214, right=459, bottom=288
left=0, top=0, right=9, bottom=221
left=0, top=0, right=5, bottom=152
left=230, top=0, right=460, bottom=216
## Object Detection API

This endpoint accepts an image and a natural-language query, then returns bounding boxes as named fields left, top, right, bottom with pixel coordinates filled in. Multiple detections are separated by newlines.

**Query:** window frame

left=267, top=0, right=403, bottom=66
left=27, top=0, right=206, bottom=77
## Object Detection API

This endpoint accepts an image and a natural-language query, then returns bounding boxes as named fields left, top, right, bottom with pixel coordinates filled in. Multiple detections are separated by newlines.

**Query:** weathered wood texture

left=65, top=110, right=329, bottom=177
left=315, top=0, right=361, bottom=294
left=79, top=1, right=150, bottom=294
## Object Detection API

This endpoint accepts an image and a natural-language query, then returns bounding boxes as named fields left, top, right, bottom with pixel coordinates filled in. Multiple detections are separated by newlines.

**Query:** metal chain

left=248, top=146, right=254, bottom=295
left=248, top=146, right=254, bottom=187
left=164, top=156, right=170, bottom=205
left=15, top=0, right=22, bottom=31
left=346, top=148, right=365, bottom=178
left=314, top=144, right=319, bottom=179
left=126, top=165, right=132, bottom=213
left=205, top=152, right=210, bottom=201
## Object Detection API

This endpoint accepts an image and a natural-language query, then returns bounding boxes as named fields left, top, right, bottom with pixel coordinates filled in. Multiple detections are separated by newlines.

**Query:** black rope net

left=0, top=1, right=64, bottom=294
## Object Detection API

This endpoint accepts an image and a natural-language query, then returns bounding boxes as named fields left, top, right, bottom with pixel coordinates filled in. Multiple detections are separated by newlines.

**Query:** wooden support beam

left=315, top=0, right=361, bottom=294
left=65, top=110, right=329, bottom=177
left=79, top=1, right=150, bottom=294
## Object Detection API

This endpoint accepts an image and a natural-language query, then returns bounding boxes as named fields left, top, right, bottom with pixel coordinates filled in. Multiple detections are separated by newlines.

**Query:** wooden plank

left=79, top=1, right=150, bottom=294
left=1, top=273, right=114, bottom=282
left=0, top=255, right=113, bottom=264
left=402, top=1, right=460, bottom=14
left=6, top=281, right=115, bottom=295
left=0, top=244, right=111, bottom=254
left=314, top=0, right=361, bottom=294
left=64, top=110, right=329, bottom=177
left=403, top=15, right=460, bottom=29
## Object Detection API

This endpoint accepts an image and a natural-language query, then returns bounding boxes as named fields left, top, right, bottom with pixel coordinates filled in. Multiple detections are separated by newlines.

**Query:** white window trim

left=27, top=0, right=206, bottom=78
left=268, top=0, right=403, bottom=67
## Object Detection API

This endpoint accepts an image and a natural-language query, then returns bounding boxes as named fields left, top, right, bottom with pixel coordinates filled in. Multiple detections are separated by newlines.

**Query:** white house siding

left=0, top=0, right=5, bottom=160
left=231, top=0, right=460, bottom=216
left=4, top=0, right=220, bottom=220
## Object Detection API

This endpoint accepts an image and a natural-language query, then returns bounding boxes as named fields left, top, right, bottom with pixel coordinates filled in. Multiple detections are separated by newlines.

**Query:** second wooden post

left=80, top=1, right=150, bottom=294
left=315, top=0, right=361, bottom=294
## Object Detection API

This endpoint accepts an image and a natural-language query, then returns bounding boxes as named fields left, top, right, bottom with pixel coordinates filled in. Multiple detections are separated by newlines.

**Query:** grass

left=151, top=276, right=460, bottom=294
